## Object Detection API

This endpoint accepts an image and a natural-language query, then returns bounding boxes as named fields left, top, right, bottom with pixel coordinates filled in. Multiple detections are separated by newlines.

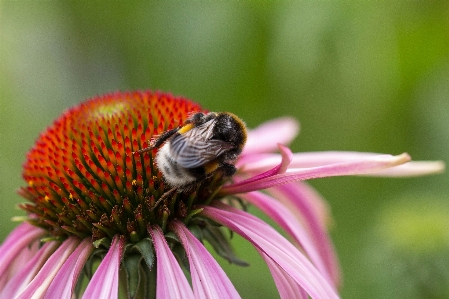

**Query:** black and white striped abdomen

left=155, top=143, right=198, bottom=188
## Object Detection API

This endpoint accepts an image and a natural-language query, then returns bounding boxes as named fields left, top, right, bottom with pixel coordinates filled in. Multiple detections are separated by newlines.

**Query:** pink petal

left=236, top=153, right=277, bottom=169
left=243, top=117, right=299, bottom=155
left=15, top=237, right=81, bottom=299
left=0, top=222, right=45, bottom=287
left=259, top=249, right=308, bottom=299
left=45, top=238, right=94, bottom=299
left=234, top=144, right=293, bottom=187
left=362, top=160, right=445, bottom=177
left=238, top=152, right=382, bottom=173
left=0, top=240, right=40, bottom=290
left=268, top=183, right=341, bottom=287
left=240, top=191, right=333, bottom=285
left=201, top=204, right=340, bottom=299
left=223, top=153, right=411, bottom=194
left=277, top=144, right=293, bottom=174
left=170, top=221, right=241, bottom=299
left=0, top=241, right=59, bottom=297
left=150, top=226, right=194, bottom=299
left=240, top=151, right=444, bottom=177
left=82, top=235, right=125, bottom=299
left=291, top=151, right=390, bottom=167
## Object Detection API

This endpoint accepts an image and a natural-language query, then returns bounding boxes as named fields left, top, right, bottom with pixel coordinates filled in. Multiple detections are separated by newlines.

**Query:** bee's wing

left=169, top=121, right=233, bottom=168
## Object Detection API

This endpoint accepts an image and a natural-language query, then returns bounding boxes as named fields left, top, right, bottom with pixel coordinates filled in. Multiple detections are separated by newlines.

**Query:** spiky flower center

left=19, top=91, right=223, bottom=243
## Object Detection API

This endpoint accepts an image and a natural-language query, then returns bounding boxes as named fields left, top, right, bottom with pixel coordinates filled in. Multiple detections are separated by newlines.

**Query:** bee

left=135, top=112, right=247, bottom=208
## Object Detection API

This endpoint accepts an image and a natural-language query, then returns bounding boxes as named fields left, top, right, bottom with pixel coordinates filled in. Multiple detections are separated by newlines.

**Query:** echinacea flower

left=0, top=90, right=444, bottom=298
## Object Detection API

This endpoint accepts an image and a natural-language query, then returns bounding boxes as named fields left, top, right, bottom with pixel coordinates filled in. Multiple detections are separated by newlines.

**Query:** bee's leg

left=219, top=163, right=237, bottom=177
left=133, top=128, right=178, bottom=154
left=151, top=128, right=178, bottom=148
left=149, top=186, right=177, bottom=212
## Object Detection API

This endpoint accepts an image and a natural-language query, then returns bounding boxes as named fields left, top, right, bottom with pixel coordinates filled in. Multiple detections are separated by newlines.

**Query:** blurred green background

left=1, top=2, right=448, bottom=298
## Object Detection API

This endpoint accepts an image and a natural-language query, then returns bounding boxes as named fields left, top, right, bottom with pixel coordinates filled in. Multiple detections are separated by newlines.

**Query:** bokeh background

left=1, top=2, right=448, bottom=298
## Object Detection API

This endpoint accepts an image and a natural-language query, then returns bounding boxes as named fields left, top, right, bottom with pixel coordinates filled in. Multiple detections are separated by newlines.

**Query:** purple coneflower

left=0, top=91, right=444, bottom=298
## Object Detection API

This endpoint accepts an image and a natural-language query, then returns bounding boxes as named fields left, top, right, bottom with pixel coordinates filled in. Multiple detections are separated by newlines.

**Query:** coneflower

left=0, top=90, right=444, bottom=298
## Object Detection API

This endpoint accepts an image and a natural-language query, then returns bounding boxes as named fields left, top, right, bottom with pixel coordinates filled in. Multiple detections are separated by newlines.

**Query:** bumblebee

left=136, top=112, right=247, bottom=191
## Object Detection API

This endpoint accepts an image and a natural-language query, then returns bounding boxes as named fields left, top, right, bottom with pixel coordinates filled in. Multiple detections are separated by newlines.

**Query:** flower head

left=0, top=90, right=444, bottom=298
left=19, top=91, right=203, bottom=241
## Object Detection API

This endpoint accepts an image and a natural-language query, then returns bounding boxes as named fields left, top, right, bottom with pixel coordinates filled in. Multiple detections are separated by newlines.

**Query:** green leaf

left=164, top=231, right=180, bottom=244
left=84, top=248, right=106, bottom=279
left=184, top=208, right=203, bottom=223
left=132, top=238, right=155, bottom=269
left=123, top=253, right=142, bottom=299
left=172, top=243, right=190, bottom=271
left=203, top=225, right=249, bottom=267
left=187, top=224, right=203, bottom=241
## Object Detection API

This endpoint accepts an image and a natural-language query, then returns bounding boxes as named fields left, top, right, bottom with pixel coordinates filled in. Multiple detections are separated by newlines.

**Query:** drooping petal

left=235, top=144, right=293, bottom=186
left=44, top=238, right=94, bottom=299
left=0, top=241, right=58, bottom=298
left=240, top=191, right=333, bottom=286
left=277, top=144, right=293, bottom=174
left=0, top=240, right=40, bottom=290
left=14, top=237, right=80, bottom=299
left=0, top=222, right=45, bottom=287
left=224, top=153, right=411, bottom=194
left=170, top=221, right=241, bottom=299
left=150, top=226, right=194, bottom=299
left=259, top=249, right=308, bottom=299
left=268, top=183, right=341, bottom=287
left=82, top=235, right=125, bottom=299
left=201, top=203, right=339, bottom=299
left=243, top=117, right=299, bottom=155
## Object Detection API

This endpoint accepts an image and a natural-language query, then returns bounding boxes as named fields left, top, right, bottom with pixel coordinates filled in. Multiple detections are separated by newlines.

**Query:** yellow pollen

left=44, top=195, right=50, bottom=201
left=178, top=123, right=194, bottom=134
left=69, top=193, right=73, bottom=199
left=28, top=181, right=34, bottom=187
left=89, top=102, right=128, bottom=121
left=204, top=161, right=219, bottom=174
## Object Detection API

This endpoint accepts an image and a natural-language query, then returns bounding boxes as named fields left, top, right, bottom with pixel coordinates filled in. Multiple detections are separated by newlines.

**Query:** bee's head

left=213, top=112, right=247, bottom=161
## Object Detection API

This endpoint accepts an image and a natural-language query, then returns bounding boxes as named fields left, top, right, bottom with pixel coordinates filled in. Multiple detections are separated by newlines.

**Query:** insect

left=135, top=112, right=247, bottom=208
